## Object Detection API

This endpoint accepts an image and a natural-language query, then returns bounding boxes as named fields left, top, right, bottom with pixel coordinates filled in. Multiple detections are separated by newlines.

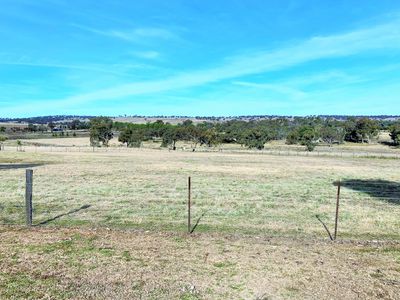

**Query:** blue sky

left=1, top=0, right=400, bottom=117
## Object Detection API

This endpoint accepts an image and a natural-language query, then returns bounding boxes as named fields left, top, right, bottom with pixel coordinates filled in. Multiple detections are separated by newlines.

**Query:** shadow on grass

left=0, top=163, right=45, bottom=170
left=35, top=204, right=91, bottom=226
left=190, top=211, right=207, bottom=234
left=315, top=215, right=333, bottom=241
left=378, top=141, right=400, bottom=148
left=338, top=179, right=400, bottom=205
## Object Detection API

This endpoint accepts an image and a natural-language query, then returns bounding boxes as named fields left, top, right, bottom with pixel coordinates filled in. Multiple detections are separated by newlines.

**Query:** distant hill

left=0, top=115, right=94, bottom=124
left=1, top=114, right=399, bottom=125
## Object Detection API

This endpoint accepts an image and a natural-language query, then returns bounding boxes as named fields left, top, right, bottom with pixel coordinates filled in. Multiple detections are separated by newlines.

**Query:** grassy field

left=1, top=227, right=399, bottom=299
left=0, top=145, right=399, bottom=238
left=8, top=132, right=400, bottom=157
left=0, top=140, right=399, bottom=298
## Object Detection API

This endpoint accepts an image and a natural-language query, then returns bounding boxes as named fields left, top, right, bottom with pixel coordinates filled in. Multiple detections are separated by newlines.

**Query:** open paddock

left=0, top=146, right=399, bottom=239
left=1, top=145, right=399, bottom=299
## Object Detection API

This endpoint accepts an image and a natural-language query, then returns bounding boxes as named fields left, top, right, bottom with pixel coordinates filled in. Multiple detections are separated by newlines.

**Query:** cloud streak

left=0, top=58, right=147, bottom=76
left=28, top=17, right=400, bottom=107
left=0, top=52, right=155, bottom=77
left=72, top=24, right=177, bottom=42
left=231, top=70, right=366, bottom=99
left=232, top=81, right=308, bottom=99
left=131, top=50, right=161, bottom=60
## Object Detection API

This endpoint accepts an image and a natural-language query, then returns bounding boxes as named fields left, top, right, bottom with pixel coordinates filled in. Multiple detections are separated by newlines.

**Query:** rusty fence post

left=334, top=179, right=341, bottom=240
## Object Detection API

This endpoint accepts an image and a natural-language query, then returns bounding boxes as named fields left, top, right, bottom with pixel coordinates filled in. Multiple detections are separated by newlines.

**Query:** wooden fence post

left=25, top=169, right=33, bottom=226
left=188, top=176, right=191, bottom=234
left=334, top=179, right=341, bottom=240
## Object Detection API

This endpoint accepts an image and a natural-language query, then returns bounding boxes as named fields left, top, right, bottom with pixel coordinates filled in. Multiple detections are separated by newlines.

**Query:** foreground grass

left=0, top=227, right=399, bottom=299
left=1, top=145, right=400, bottom=299
left=0, top=147, right=399, bottom=240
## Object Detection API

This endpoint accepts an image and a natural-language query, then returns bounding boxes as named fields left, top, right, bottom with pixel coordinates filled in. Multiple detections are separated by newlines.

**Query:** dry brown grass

left=11, top=134, right=400, bottom=160
left=0, top=227, right=399, bottom=299
left=1, top=143, right=399, bottom=298
left=0, top=146, right=399, bottom=239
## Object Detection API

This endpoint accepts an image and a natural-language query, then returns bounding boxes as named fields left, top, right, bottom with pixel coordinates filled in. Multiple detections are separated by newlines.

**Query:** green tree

left=0, top=136, right=7, bottom=151
left=28, top=123, right=37, bottom=132
left=16, top=140, right=22, bottom=151
left=189, top=127, right=221, bottom=150
left=286, top=125, right=318, bottom=151
left=243, top=128, right=269, bottom=150
left=119, top=128, right=146, bottom=147
left=319, top=124, right=345, bottom=146
left=356, top=118, right=379, bottom=143
left=201, top=128, right=220, bottom=148
left=286, top=130, right=299, bottom=145
left=48, top=122, right=56, bottom=132
left=161, top=126, right=185, bottom=150
left=298, top=125, right=318, bottom=151
left=148, top=120, right=168, bottom=138
left=89, top=117, right=113, bottom=147
left=38, top=125, right=47, bottom=132
left=70, top=119, right=81, bottom=130
left=389, top=122, right=400, bottom=146
left=344, top=118, right=378, bottom=143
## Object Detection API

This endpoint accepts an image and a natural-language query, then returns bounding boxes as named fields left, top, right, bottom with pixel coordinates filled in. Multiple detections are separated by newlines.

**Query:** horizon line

left=1, top=114, right=400, bottom=120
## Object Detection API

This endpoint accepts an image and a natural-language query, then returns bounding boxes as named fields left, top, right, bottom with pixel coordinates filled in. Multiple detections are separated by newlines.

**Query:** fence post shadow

left=190, top=211, right=207, bottom=234
left=34, top=204, right=91, bottom=226
left=315, top=214, right=334, bottom=241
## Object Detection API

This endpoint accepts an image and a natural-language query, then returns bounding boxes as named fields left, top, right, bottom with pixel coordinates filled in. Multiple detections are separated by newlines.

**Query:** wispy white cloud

left=131, top=50, right=160, bottom=60
left=72, top=24, right=177, bottom=42
left=0, top=53, right=152, bottom=76
left=0, top=60, right=128, bottom=76
left=22, top=17, right=400, bottom=108
left=132, top=28, right=176, bottom=39
left=233, top=61, right=400, bottom=100
left=232, top=81, right=307, bottom=99
left=277, top=71, right=361, bottom=87
left=231, top=71, right=364, bottom=99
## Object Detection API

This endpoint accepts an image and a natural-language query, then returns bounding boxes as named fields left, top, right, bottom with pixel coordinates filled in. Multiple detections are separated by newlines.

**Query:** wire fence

left=2, top=144, right=400, bottom=160
left=0, top=168, right=399, bottom=240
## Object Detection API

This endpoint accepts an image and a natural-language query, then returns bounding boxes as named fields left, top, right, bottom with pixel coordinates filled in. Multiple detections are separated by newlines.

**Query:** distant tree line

left=88, top=116, right=400, bottom=151
left=2, top=114, right=400, bottom=124
left=5, top=120, right=91, bottom=134
left=0, top=115, right=94, bottom=124
left=0, top=119, right=90, bottom=141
